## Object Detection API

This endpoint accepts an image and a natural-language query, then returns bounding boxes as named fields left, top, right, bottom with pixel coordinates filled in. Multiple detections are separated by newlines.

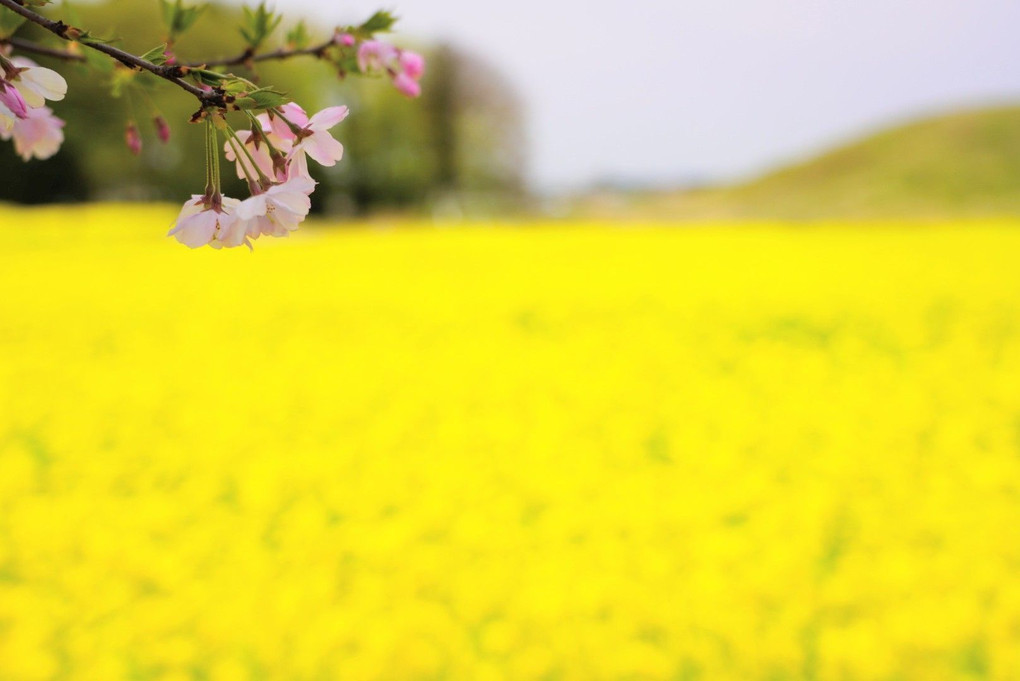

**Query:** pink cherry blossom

left=264, top=103, right=307, bottom=143
left=224, top=130, right=280, bottom=182
left=213, top=208, right=255, bottom=249
left=0, top=106, right=64, bottom=161
left=287, top=104, right=349, bottom=167
left=353, top=41, right=425, bottom=98
left=235, top=175, right=316, bottom=239
left=286, top=151, right=313, bottom=182
left=357, top=40, right=398, bottom=73
left=168, top=196, right=244, bottom=249
left=9, top=57, right=67, bottom=108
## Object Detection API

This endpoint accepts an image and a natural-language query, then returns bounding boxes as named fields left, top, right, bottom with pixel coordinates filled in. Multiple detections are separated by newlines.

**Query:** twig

left=0, top=35, right=85, bottom=62
left=184, top=37, right=337, bottom=68
left=0, top=0, right=220, bottom=106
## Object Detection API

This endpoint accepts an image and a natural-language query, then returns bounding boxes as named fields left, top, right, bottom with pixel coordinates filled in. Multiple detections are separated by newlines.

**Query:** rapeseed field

left=1, top=204, right=1019, bottom=680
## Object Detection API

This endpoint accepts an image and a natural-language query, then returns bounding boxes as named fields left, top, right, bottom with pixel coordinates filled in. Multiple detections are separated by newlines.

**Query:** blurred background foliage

left=0, top=0, right=528, bottom=215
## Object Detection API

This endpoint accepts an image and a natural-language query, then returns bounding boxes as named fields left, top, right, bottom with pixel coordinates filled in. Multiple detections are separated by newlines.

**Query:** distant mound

left=578, top=105, right=1020, bottom=220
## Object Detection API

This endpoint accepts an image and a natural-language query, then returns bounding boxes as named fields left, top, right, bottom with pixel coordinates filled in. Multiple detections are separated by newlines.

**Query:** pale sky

left=260, top=0, right=1020, bottom=190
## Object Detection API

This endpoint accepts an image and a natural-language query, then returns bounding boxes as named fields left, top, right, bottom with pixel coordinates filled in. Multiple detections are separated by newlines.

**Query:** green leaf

left=245, top=88, right=288, bottom=109
left=77, top=31, right=114, bottom=45
left=0, top=8, right=26, bottom=39
left=240, top=2, right=282, bottom=50
left=161, top=0, right=205, bottom=38
left=160, top=0, right=174, bottom=27
left=176, top=5, right=204, bottom=34
left=139, top=43, right=169, bottom=66
left=285, top=20, right=308, bottom=50
left=218, top=81, right=242, bottom=95
left=233, top=97, right=258, bottom=110
left=192, top=70, right=225, bottom=87
left=233, top=85, right=288, bottom=111
left=359, top=10, right=397, bottom=34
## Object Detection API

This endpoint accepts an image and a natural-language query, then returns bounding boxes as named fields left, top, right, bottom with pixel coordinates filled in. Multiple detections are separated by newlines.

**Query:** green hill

left=580, top=105, right=1020, bottom=220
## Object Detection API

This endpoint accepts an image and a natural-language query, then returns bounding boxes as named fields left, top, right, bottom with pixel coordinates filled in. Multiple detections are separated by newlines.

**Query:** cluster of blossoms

left=168, top=38, right=426, bottom=252
left=356, top=40, right=426, bottom=98
left=168, top=102, right=348, bottom=250
left=0, top=0, right=424, bottom=252
left=0, top=52, right=67, bottom=161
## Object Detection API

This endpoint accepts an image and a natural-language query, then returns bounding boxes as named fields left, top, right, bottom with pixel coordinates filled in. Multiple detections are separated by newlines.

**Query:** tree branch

left=0, top=0, right=220, bottom=105
left=184, top=37, right=339, bottom=68
left=0, top=35, right=85, bottom=61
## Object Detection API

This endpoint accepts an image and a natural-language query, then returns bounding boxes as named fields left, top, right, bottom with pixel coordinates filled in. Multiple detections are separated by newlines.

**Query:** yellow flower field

left=1, top=204, right=1019, bottom=680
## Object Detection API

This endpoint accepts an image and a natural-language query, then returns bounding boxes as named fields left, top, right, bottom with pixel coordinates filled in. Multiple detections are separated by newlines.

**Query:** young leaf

left=285, top=20, right=309, bottom=50
left=221, top=79, right=249, bottom=95
left=176, top=5, right=204, bottom=34
left=192, top=70, right=226, bottom=87
left=139, top=44, right=169, bottom=66
left=161, top=0, right=205, bottom=39
left=246, top=88, right=288, bottom=109
left=359, top=10, right=397, bottom=34
left=240, top=2, right=282, bottom=50
left=160, top=0, right=175, bottom=27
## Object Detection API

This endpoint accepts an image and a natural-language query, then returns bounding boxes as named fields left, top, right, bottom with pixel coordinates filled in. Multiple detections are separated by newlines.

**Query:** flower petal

left=309, top=106, right=349, bottom=131
left=25, top=67, right=68, bottom=102
left=269, top=189, right=311, bottom=217
left=169, top=210, right=218, bottom=248
left=235, top=195, right=268, bottom=220
left=303, top=132, right=344, bottom=167
left=14, top=83, right=44, bottom=109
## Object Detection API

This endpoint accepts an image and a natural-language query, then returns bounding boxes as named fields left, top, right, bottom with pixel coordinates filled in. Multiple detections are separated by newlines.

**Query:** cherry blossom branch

left=2, top=32, right=342, bottom=72
left=3, top=33, right=340, bottom=71
left=0, top=35, right=84, bottom=62
left=184, top=37, right=338, bottom=68
left=0, top=0, right=219, bottom=105
left=0, top=2, right=423, bottom=248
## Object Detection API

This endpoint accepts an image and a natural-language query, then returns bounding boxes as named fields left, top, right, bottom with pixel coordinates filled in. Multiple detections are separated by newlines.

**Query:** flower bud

left=398, top=51, right=425, bottom=80
left=0, top=82, right=29, bottom=119
left=336, top=33, right=356, bottom=47
left=125, top=121, right=142, bottom=155
left=392, top=72, right=421, bottom=98
left=154, top=115, right=171, bottom=144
